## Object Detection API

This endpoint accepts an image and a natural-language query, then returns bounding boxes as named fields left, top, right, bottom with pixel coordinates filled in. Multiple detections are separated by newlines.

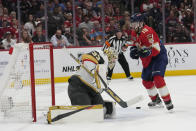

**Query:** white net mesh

left=0, top=43, right=54, bottom=122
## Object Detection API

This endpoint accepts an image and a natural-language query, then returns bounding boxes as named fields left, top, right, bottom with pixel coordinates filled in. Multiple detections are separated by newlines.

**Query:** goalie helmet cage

left=0, top=42, right=55, bottom=122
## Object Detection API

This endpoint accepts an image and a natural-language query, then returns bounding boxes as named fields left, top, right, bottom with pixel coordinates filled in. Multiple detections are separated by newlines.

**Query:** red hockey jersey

left=131, top=25, right=161, bottom=68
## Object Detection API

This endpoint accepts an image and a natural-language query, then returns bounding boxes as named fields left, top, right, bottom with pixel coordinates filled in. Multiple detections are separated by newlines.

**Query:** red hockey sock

left=154, top=75, right=166, bottom=88
left=153, top=75, right=171, bottom=102
left=142, top=80, right=158, bottom=101
left=142, top=80, right=154, bottom=89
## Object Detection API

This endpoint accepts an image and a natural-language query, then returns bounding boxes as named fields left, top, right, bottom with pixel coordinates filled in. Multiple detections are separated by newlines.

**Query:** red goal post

left=0, top=42, right=56, bottom=122
left=29, top=42, right=55, bottom=122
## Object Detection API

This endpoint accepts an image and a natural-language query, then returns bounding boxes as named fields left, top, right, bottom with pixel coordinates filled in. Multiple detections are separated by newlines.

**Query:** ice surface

left=1, top=75, right=196, bottom=131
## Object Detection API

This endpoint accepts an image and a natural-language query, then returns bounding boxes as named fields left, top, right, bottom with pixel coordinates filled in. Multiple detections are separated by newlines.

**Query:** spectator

left=1, top=0, right=17, bottom=13
left=119, top=11, right=130, bottom=29
left=75, top=6, right=83, bottom=24
left=173, top=24, right=191, bottom=43
left=77, top=27, right=92, bottom=46
left=140, top=0, right=153, bottom=13
left=3, top=7, right=9, bottom=17
left=104, top=4, right=114, bottom=17
left=91, top=0, right=101, bottom=18
left=20, top=29, right=32, bottom=43
left=105, top=18, right=118, bottom=38
left=48, top=6, right=65, bottom=38
left=32, top=27, right=46, bottom=43
left=57, top=5, right=63, bottom=15
left=20, top=0, right=32, bottom=23
left=90, top=20, right=105, bottom=45
left=178, top=6, right=186, bottom=22
left=166, top=10, right=180, bottom=42
left=113, top=7, right=123, bottom=21
left=9, top=18, right=19, bottom=40
left=24, top=14, right=36, bottom=37
left=1, top=31, right=16, bottom=49
left=178, top=1, right=185, bottom=13
left=0, top=20, right=12, bottom=40
left=63, top=26, right=74, bottom=45
left=78, top=15, right=94, bottom=32
left=1, top=14, right=11, bottom=26
left=182, top=8, right=193, bottom=32
left=63, top=13, right=73, bottom=28
left=29, top=0, right=41, bottom=16
left=0, top=0, right=194, bottom=45
left=50, top=29, right=71, bottom=47
left=64, top=1, right=72, bottom=14
left=9, top=11, right=17, bottom=20
left=122, top=22, right=131, bottom=40
left=47, top=0, right=54, bottom=14
left=165, top=1, right=172, bottom=18
left=183, top=0, right=192, bottom=9
left=170, top=4, right=179, bottom=17
left=148, top=6, right=162, bottom=36
left=53, top=0, right=60, bottom=8
left=35, top=2, right=45, bottom=21
left=82, top=1, right=93, bottom=16
left=58, top=0, right=66, bottom=12
left=0, top=5, right=3, bottom=17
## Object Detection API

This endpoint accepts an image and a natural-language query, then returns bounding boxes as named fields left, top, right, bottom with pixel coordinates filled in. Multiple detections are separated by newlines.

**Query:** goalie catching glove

left=103, top=47, right=118, bottom=69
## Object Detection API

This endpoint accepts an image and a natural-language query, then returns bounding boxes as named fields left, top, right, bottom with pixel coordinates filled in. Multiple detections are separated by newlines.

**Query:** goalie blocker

left=47, top=101, right=116, bottom=124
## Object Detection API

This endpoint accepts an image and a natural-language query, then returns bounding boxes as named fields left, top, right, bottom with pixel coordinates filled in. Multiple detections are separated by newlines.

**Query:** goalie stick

left=69, top=53, right=143, bottom=108
left=48, top=105, right=95, bottom=124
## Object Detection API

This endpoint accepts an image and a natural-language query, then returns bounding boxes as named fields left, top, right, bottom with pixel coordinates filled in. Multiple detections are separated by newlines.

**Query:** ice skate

left=127, top=76, right=134, bottom=80
left=164, top=100, right=174, bottom=112
left=107, top=77, right=111, bottom=83
left=148, top=95, right=164, bottom=108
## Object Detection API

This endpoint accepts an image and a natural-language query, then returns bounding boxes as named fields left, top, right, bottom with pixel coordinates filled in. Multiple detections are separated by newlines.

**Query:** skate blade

left=149, top=104, right=164, bottom=109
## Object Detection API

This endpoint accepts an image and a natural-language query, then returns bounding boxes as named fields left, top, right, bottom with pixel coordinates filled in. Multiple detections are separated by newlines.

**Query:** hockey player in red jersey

left=129, top=13, right=174, bottom=111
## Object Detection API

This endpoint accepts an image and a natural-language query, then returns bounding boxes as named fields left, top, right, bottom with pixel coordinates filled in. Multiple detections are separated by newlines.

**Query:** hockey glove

left=130, top=46, right=139, bottom=59
left=139, top=48, right=151, bottom=58
left=121, top=44, right=128, bottom=52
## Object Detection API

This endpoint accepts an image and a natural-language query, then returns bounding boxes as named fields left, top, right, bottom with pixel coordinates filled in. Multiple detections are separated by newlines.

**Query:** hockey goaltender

left=47, top=50, right=116, bottom=124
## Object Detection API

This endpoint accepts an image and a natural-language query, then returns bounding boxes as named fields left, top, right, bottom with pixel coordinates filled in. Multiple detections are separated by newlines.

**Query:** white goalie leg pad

left=47, top=105, right=104, bottom=124
left=104, top=100, right=116, bottom=119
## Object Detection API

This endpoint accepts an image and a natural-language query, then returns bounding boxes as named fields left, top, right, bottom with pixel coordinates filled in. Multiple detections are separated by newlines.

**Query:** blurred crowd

left=0, top=0, right=195, bottom=49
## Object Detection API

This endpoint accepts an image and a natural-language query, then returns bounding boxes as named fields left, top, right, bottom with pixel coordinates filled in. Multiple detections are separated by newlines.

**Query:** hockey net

left=0, top=42, right=55, bottom=122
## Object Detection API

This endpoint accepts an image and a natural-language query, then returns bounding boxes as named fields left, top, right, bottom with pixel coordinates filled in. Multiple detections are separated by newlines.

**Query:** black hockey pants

left=68, top=75, right=104, bottom=105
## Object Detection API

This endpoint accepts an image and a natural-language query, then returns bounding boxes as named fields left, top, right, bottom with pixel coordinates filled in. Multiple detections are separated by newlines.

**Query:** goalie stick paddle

left=97, top=73, right=143, bottom=108
left=50, top=105, right=94, bottom=123
left=69, top=53, right=143, bottom=108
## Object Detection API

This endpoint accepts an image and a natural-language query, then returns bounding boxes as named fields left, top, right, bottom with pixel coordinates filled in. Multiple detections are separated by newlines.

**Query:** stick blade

left=126, top=95, right=144, bottom=107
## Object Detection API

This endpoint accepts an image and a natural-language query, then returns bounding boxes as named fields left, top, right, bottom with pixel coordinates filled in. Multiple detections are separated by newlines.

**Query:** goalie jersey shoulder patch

left=82, top=51, right=105, bottom=64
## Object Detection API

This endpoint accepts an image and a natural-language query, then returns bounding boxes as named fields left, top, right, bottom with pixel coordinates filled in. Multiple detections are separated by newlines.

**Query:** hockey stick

left=69, top=53, right=143, bottom=108
left=49, top=105, right=94, bottom=123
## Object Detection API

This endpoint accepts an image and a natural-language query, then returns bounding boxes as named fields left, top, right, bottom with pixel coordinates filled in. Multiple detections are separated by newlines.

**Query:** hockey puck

left=136, top=107, right=141, bottom=109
